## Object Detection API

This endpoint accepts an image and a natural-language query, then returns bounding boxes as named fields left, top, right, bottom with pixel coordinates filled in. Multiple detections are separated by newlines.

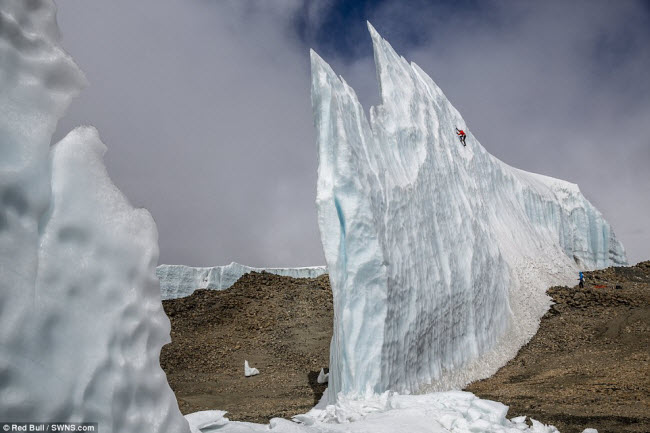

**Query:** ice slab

left=157, top=262, right=327, bottom=299
left=310, top=22, right=626, bottom=400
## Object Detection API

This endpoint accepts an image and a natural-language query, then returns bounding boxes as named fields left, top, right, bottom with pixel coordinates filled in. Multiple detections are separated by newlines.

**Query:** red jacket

left=457, top=129, right=466, bottom=136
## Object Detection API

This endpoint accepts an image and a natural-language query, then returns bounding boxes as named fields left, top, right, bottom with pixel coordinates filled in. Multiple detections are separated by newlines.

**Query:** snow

left=0, top=1, right=188, bottom=431
left=244, top=360, right=260, bottom=377
left=157, top=262, right=327, bottom=299
left=185, top=391, right=563, bottom=433
left=310, top=22, right=626, bottom=400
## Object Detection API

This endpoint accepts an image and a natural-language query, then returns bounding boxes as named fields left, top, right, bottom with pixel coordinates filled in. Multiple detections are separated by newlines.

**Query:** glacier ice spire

left=0, top=1, right=190, bottom=431
left=311, top=22, right=626, bottom=402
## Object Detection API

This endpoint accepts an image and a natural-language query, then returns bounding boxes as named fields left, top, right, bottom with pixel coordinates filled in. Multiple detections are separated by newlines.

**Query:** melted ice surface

left=310, top=23, right=626, bottom=400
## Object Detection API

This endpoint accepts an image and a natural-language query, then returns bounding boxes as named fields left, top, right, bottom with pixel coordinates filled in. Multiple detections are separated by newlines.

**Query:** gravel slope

left=161, top=272, right=332, bottom=422
left=466, top=261, right=650, bottom=433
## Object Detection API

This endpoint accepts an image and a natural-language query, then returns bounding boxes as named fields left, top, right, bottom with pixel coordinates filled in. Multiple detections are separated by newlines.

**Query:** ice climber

left=579, top=271, right=585, bottom=288
left=456, top=127, right=467, bottom=146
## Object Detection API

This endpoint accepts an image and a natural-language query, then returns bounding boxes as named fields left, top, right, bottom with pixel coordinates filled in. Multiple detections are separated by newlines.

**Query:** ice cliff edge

left=311, top=23, right=626, bottom=401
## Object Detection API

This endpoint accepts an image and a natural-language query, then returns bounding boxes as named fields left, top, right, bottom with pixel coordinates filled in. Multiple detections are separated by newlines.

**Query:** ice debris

left=188, top=391, right=563, bottom=432
left=318, top=368, right=330, bottom=384
left=245, top=360, right=260, bottom=377
left=185, top=411, right=229, bottom=433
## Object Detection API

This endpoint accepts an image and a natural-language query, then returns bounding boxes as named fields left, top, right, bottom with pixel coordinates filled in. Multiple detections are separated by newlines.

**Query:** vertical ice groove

left=311, top=24, right=626, bottom=401
left=311, top=48, right=388, bottom=398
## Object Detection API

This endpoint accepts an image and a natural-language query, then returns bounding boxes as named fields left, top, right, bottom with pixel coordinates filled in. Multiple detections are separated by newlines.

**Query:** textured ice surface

left=157, top=262, right=327, bottom=299
left=0, top=1, right=188, bottom=431
left=186, top=391, right=563, bottom=432
left=310, top=23, right=626, bottom=400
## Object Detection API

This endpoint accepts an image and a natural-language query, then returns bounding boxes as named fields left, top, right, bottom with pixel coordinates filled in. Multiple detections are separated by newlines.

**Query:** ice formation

left=318, top=369, right=330, bottom=384
left=310, top=23, right=626, bottom=400
left=244, top=360, right=260, bottom=377
left=185, top=391, right=565, bottom=432
left=157, top=263, right=327, bottom=299
left=0, top=1, right=188, bottom=431
left=0, top=2, right=620, bottom=431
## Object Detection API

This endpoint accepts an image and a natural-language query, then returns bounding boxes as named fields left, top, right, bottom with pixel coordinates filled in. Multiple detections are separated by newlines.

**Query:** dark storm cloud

left=54, top=0, right=648, bottom=266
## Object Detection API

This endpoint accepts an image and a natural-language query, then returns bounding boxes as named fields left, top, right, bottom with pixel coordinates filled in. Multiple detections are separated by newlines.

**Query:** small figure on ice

left=578, top=271, right=585, bottom=288
left=455, top=127, right=467, bottom=146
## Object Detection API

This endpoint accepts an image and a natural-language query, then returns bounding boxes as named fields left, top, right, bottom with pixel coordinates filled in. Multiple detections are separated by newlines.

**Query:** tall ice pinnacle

left=0, top=1, right=189, bottom=431
left=310, top=22, right=626, bottom=401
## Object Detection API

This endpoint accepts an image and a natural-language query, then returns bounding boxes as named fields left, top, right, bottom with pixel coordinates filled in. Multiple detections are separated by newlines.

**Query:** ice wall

left=157, top=262, right=327, bottom=299
left=0, top=1, right=189, bottom=431
left=310, top=23, right=626, bottom=401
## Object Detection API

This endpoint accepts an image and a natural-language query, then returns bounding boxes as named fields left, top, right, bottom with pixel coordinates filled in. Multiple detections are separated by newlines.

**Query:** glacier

left=311, top=23, right=626, bottom=401
left=0, top=1, right=623, bottom=431
left=158, top=262, right=327, bottom=299
left=0, top=1, right=189, bottom=431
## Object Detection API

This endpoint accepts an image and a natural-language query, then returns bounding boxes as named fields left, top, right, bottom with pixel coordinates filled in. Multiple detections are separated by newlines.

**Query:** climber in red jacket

left=455, top=127, right=467, bottom=146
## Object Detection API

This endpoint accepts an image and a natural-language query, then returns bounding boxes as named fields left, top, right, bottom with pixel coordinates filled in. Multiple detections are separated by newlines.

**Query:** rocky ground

left=466, top=261, right=650, bottom=433
left=160, top=272, right=332, bottom=423
left=160, top=262, right=649, bottom=432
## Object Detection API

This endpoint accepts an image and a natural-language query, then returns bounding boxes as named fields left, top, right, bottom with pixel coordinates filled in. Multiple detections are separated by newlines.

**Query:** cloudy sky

left=54, top=0, right=649, bottom=266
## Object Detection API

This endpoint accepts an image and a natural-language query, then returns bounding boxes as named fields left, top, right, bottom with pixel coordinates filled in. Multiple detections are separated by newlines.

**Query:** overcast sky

left=54, top=0, right=649, bottom=266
